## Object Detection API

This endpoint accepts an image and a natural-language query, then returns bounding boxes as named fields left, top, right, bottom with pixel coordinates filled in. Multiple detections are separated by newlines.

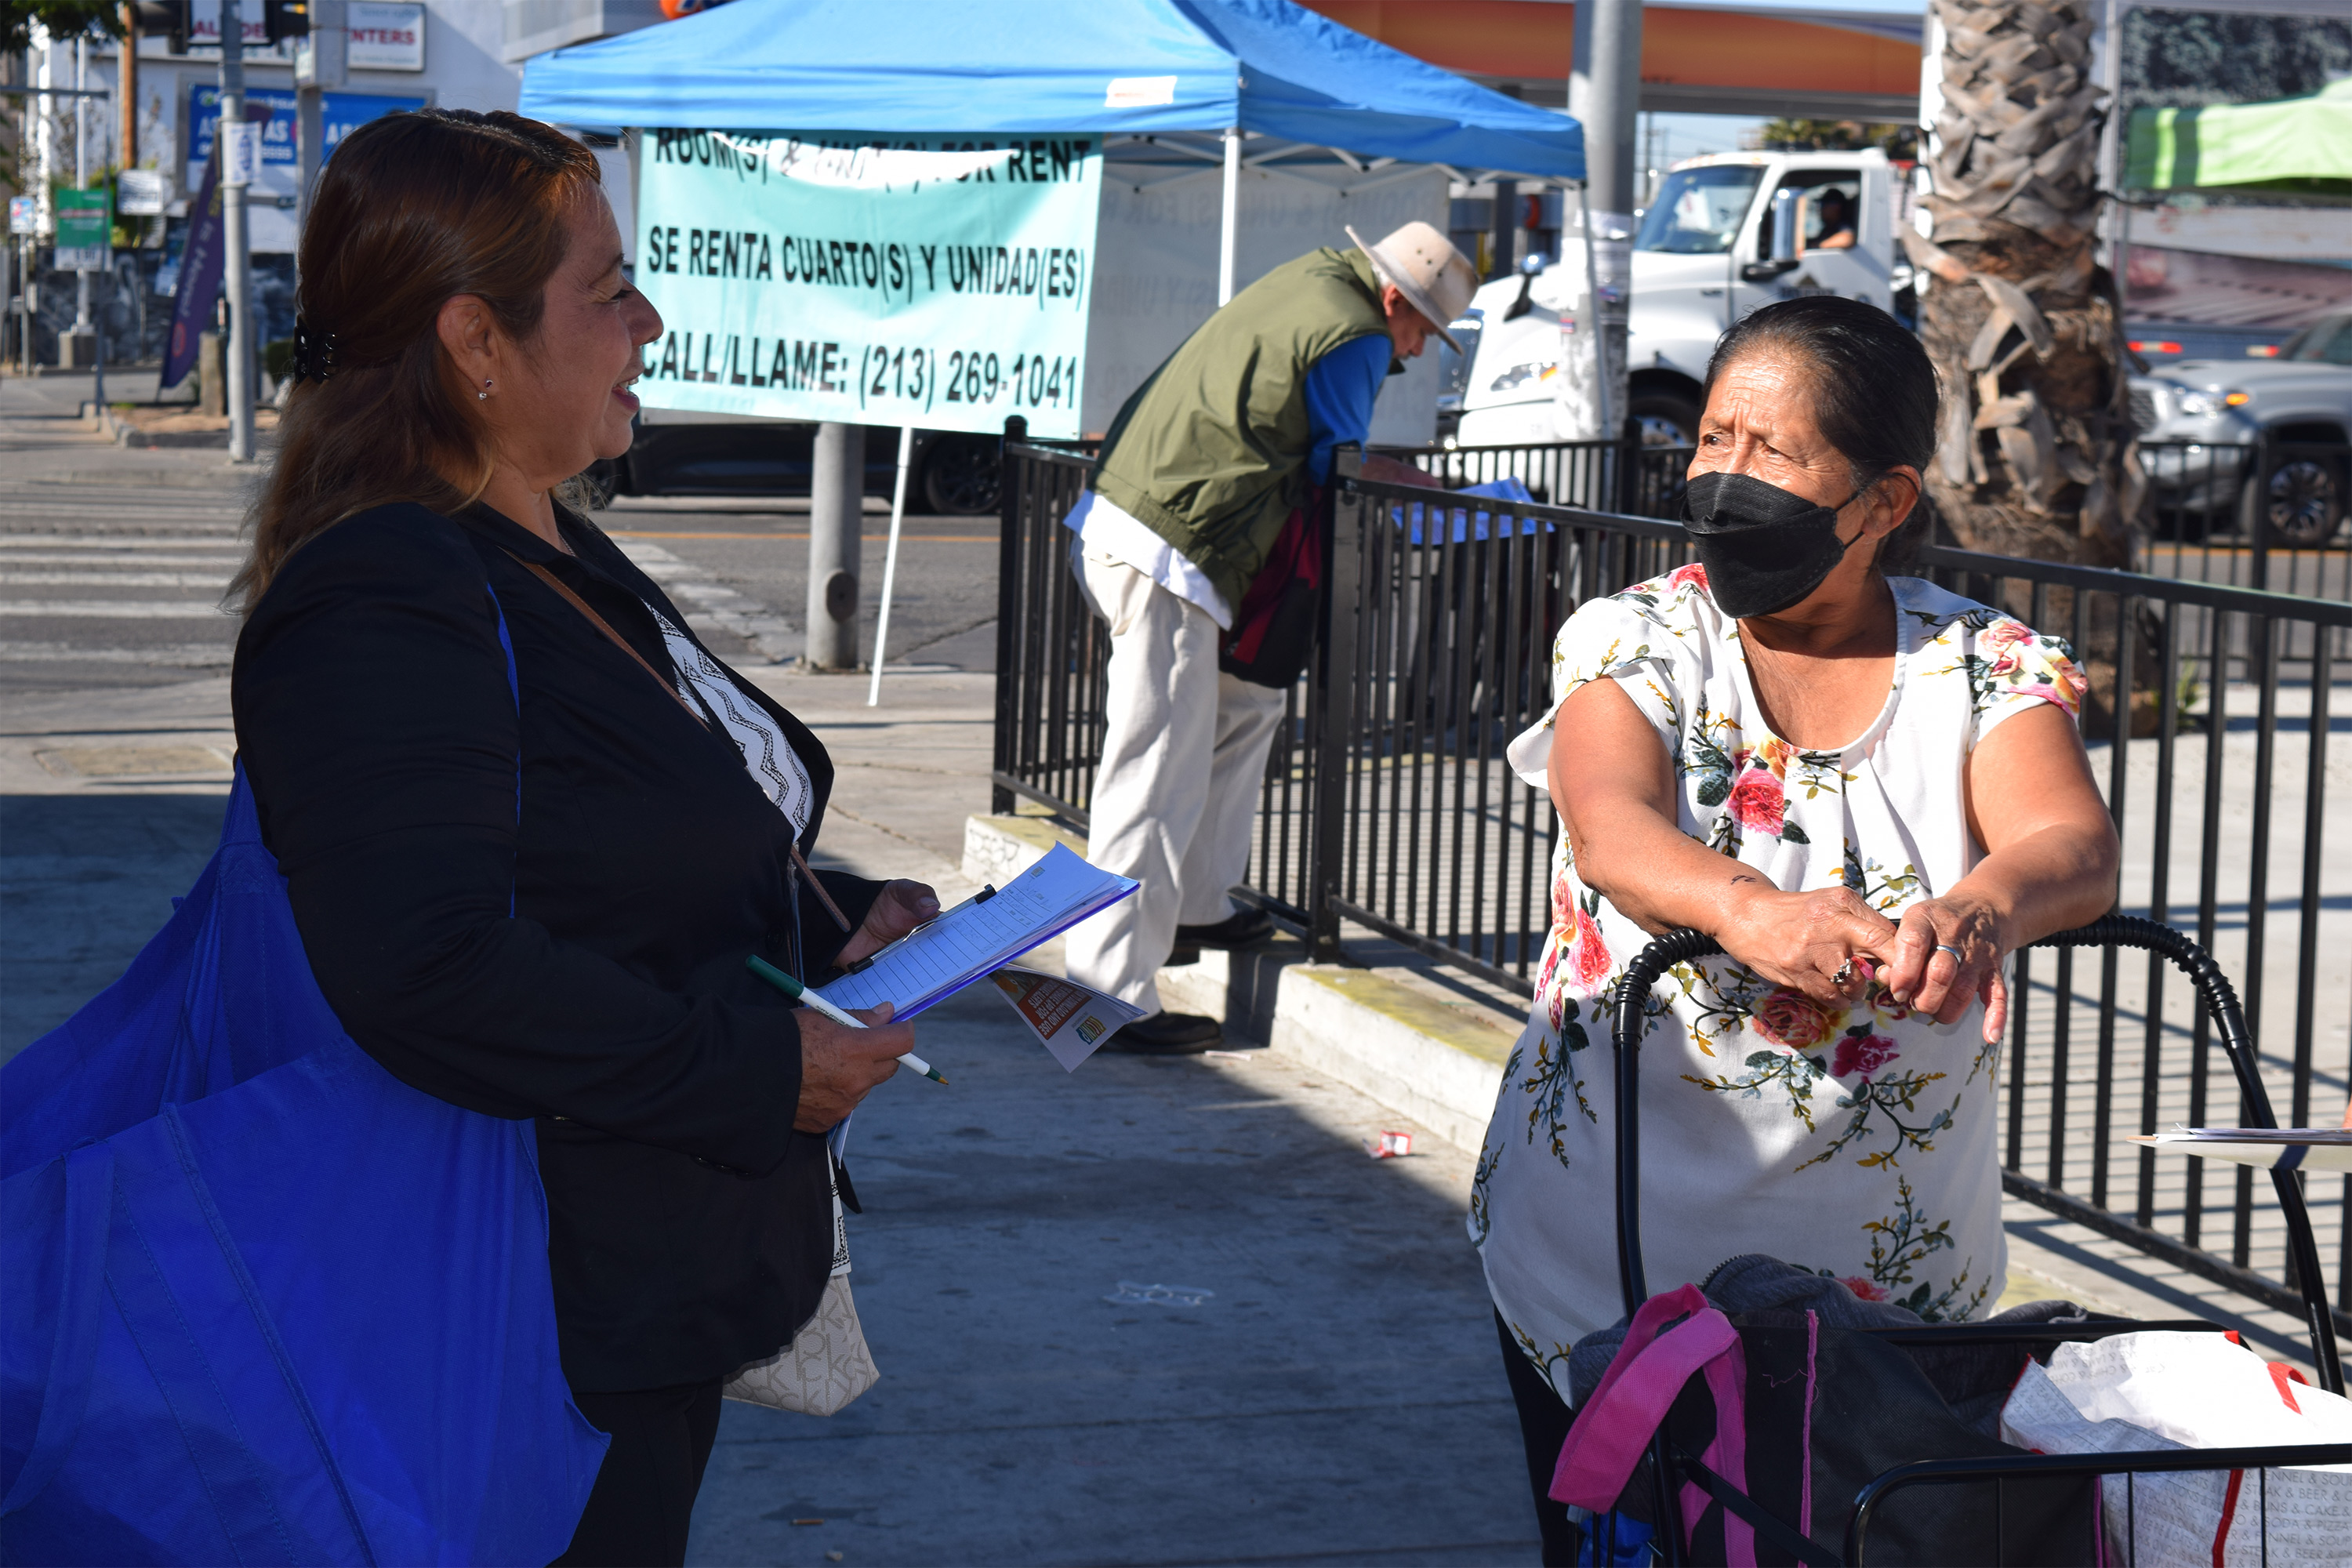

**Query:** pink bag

left=1550, top=1285, right=1759, bottom=1566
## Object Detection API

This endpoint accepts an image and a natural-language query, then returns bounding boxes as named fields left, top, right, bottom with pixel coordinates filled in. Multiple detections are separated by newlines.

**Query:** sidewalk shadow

left=685, top=982, right=1539, bottom=1568
left=0, top=793, right=225, bottom=1065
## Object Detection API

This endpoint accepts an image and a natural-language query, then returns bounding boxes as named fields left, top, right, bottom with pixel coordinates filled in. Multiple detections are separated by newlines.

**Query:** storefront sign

left=347, top=2, right=426, bottom=71
left=633, top=130, right=1102, bottom=438
left=53, top=188, right=111, bottom=271
left=117, top=169, right=170, bottom=216
left=167, top=1, right=423, bottom=69
left=189, top=85, right=426, bottom=202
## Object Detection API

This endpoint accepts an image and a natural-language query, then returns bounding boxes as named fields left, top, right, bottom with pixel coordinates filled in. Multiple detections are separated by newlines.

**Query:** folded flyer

left=987, top=967, right=1147, bottom=1071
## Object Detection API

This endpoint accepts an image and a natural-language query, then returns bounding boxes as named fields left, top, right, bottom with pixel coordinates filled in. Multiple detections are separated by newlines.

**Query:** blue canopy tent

left=519, top=0, right=1584, bottom=300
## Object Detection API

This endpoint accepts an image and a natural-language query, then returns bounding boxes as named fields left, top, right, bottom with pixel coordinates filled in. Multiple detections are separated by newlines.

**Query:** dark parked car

left=592, top=416, right=1006, bottom=514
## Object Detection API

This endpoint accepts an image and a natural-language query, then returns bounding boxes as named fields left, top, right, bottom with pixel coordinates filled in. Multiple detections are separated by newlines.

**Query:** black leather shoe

left=1104, top=1011, right=1222, bottom=1054
left=1174, top=908, right=1277, bottom=950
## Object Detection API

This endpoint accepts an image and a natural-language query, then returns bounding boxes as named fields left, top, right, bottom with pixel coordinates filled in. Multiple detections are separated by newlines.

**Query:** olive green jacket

left=1091, top=247, right=1392, bottom=612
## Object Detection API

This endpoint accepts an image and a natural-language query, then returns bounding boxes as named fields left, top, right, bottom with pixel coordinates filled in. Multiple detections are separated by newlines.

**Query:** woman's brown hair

left=230, top=109, right=604, bottom=614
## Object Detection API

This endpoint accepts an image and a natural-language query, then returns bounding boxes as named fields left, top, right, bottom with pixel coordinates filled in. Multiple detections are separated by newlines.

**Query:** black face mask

left=1679, top=470, right=1859, bottom=619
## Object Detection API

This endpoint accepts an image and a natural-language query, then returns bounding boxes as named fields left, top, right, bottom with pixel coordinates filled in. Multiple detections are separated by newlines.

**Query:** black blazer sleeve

left=234, top=506, right=804, bottom=1176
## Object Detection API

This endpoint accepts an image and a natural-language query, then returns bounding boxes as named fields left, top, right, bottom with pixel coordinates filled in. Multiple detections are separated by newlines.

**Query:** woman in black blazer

left=230, top=109, right=924, bottom=1566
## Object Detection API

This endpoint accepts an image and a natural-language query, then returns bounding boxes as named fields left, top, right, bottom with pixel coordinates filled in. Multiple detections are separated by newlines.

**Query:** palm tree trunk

left=1913, top=0, right=2143, bottom=561
left=1911, top=0, right=2151, bottom=730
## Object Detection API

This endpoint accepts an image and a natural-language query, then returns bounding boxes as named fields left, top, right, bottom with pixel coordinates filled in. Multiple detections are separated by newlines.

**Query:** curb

left=81, top=401, right=277, bottom=449
left=962, top=814, right=1513, bottom=1151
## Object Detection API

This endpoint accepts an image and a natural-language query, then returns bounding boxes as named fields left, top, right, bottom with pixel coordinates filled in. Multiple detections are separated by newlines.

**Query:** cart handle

left=1608, top=914, right=2343, bottom=1394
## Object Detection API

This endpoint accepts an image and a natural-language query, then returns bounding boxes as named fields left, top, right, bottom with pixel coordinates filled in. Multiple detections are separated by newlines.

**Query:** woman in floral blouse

left=1473, top=296, right=2120, bottom=1560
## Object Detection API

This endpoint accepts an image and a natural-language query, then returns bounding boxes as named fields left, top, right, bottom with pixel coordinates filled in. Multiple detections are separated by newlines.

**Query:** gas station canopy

left=1302, top=0, right=1928, bottom=123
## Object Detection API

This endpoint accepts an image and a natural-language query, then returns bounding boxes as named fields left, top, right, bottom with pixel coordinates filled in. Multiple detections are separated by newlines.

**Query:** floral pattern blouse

left=1471, top=564, right=2088, bottom=1398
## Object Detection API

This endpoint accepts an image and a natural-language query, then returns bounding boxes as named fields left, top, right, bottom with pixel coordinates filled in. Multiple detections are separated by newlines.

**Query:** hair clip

left=291, top=318, right=340, bottom=383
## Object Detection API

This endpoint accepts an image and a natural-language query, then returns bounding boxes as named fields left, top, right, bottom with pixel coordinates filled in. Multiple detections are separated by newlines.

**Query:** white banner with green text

left=633, top=129, right=1102, bottom=439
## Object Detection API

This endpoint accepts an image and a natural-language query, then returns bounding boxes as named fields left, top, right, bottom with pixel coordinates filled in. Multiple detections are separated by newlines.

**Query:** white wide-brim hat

left=1346, top=221, right=1478, bottom=355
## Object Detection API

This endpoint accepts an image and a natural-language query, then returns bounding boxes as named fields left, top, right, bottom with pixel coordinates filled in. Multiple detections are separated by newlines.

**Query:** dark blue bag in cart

left=1, top=593, right=608, bottom=1566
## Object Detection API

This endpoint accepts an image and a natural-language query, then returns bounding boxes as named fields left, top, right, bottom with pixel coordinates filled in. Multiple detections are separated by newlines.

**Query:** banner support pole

left=1218, top=125, right=1240, bottom=306
left=866, top=424, right=916, bottom=706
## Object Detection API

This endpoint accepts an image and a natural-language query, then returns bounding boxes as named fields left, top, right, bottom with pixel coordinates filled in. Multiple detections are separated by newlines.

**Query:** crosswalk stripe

left=0, top=537, right=245, bottom=550
left=0, top=601, right=236, bottom=619
left=0, top=641, right=234, bottom=664
left=0, top=554, right=244, bottom=567
left=0, top=572, right=234, bottom=588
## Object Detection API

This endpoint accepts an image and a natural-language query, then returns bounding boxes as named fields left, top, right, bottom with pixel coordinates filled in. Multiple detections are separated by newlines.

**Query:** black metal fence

left=993, top=435, right=2350, bottom=1334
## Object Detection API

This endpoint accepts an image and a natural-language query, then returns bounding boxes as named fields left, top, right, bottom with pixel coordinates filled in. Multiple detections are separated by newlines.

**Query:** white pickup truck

left=1446, top=148, right=1907, bottom=450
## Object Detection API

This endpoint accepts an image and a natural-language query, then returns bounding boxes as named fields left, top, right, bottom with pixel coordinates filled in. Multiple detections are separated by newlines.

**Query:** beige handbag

left=722, top=1163, right=878, bottom=1416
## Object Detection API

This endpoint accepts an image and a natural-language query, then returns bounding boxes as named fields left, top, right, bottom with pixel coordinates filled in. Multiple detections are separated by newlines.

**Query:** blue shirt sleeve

left=1301, top=332, right=1393, bottom=485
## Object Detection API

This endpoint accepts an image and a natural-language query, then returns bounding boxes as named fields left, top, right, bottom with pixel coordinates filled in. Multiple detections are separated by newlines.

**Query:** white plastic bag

left=1999, top=1331, right=2352, bottom=1566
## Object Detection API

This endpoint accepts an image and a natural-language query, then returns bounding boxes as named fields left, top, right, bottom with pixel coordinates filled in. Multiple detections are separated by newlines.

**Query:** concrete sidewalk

left=0, top=666, right=1541, bottom=1567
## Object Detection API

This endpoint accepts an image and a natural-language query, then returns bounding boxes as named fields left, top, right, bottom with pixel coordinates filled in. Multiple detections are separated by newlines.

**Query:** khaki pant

left=1063, top=550, right=1288, bottom=1014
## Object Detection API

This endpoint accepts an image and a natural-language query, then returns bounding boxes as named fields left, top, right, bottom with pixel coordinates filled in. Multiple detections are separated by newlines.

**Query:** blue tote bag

left=2, top=593, right=608, bottom=1566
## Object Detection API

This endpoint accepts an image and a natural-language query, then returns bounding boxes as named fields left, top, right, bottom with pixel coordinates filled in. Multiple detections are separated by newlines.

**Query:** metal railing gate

left=993, top=427, right=2352, bottom=1336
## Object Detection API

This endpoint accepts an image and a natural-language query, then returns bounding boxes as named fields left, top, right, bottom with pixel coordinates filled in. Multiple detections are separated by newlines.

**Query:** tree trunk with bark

left=1912, top=0, right=2143, bottom=564
left=1911, top=0, right=2151, bottom=731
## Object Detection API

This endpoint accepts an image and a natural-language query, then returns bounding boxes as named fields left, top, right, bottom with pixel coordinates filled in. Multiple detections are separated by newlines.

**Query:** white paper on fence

left=2129, top=1127, right=2352, bottom=1173
left=986, top=967, right=1147, bottom=1072
left=2002, top=1354, right=2352, bottom=1567
left=813, top=844, right=1138, bottom=1020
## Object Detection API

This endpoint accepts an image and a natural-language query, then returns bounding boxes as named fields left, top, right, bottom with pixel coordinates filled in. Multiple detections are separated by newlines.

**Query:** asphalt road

left=0, top=376, right=1003, bottom=695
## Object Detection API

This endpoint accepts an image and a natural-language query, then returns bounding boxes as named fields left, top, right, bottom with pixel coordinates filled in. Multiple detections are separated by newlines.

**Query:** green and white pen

left=746, top=955, right=947, bottom=1085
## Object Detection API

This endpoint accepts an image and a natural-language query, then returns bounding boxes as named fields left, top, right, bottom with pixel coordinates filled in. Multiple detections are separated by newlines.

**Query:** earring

left=477, top=378, right=493, bottom=401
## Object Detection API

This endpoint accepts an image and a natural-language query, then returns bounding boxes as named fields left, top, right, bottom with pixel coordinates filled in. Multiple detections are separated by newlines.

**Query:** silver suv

left=2129, top=312, right=2352, bottom=545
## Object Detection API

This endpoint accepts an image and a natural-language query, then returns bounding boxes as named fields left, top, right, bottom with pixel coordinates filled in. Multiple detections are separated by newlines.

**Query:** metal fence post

left=1617, top=416, right=1641, bottom=514
left=1309, top=451, right=1367, bottom=963
left=2249, top=427, right=2273, bottom=595
left=991, top=415, right=1027, bottom=815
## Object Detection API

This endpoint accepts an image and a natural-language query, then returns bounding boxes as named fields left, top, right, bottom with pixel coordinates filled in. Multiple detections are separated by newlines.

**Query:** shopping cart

left=1594, top=914, right=2351, bottom=1566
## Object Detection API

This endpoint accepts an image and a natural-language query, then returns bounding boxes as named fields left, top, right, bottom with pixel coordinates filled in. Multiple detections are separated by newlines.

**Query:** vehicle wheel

left=1629, top=391, right=1702, bottom=448
left=921, top=434, right=1001, bottom=515
left=2239, top=454, right=2346, bottom=546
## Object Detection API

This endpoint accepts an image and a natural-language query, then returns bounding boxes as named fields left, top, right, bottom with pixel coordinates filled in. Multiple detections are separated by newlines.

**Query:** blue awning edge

left=517, top=0, right=1583, bottom=181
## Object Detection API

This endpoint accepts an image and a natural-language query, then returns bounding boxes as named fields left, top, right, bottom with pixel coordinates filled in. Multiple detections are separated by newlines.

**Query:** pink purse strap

left=1571, top=1283, right=1708, bottom=1425
left=1550, top=1287, right=1756, bottom=1566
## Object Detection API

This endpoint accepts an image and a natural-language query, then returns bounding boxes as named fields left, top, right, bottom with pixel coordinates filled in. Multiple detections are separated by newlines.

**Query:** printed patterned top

left=1471, top=564, right=2088, bottom=1399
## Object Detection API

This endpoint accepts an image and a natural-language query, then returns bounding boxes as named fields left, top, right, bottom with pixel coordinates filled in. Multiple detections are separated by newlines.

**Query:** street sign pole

left=1570, top=0, right=1642, bottom=442
left=220, top=0, right=256, bottom=463
left=74, top=34, right=91, bottom=343
left=806, top=422, right=864, bottom=670
left=295, top=2, right=349, bottom=256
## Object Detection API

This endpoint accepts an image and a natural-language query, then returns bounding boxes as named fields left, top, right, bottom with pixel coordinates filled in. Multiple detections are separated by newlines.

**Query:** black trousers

left=1497, top=1311, right=1585, bottom=1568
left=554, top=1378, right=725, bottom=1568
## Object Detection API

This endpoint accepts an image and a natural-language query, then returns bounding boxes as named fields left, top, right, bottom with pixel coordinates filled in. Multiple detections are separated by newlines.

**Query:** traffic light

left=263, top=0, right=310, bottom=44
left=130, top=1, right=191, bottom=55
